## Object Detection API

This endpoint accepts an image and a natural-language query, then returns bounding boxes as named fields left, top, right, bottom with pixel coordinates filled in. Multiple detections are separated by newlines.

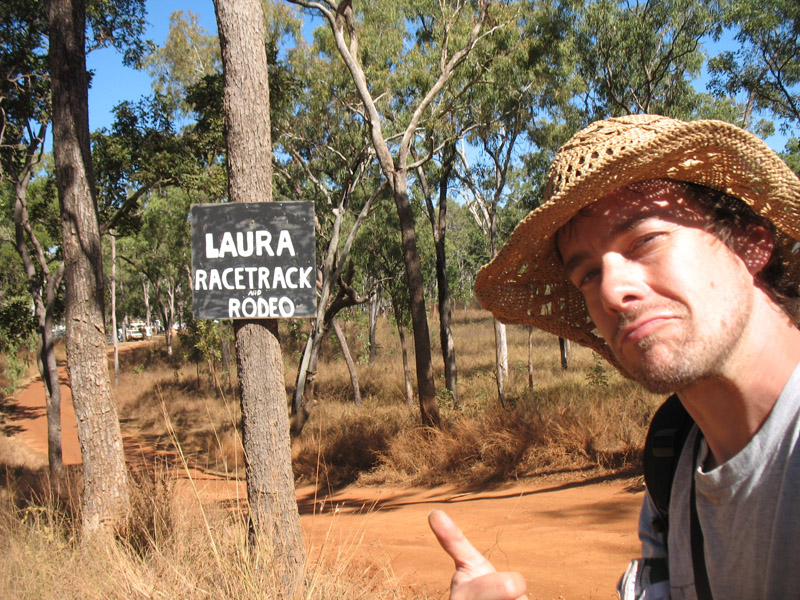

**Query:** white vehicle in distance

left=125, top=321, right=149, bottom=341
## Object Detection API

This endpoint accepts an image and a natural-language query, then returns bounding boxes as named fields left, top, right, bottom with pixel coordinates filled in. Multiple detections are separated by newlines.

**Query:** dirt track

left=8, top=348, right=643, bottom=599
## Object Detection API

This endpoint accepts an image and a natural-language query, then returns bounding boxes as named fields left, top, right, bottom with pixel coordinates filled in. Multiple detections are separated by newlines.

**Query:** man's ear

left=739, top=225, right=774, bottom=275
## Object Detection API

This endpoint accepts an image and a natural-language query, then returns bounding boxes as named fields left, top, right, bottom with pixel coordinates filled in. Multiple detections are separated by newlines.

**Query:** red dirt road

left=8, top=355, right=644, bottom=599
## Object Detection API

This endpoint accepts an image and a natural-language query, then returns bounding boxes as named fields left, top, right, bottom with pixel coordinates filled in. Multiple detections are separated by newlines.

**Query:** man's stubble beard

left=612, top=300, right=751, bottom=394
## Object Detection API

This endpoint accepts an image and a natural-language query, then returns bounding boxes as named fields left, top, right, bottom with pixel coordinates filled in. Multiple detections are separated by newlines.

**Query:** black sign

left=191, top=202, right=316, bottom=320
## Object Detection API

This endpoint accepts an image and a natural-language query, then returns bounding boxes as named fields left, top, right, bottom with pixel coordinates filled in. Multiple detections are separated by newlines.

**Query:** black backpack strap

left=690, top=431, right=714, bottom=599
left=643, top=394, right=695, bottom=534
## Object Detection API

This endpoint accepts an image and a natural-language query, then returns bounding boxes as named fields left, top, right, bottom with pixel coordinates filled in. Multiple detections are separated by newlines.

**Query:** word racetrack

left=191, top=202, right=316, bottom=320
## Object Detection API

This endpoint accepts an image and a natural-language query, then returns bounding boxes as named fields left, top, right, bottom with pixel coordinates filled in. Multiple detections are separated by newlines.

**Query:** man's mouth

left=615, top=313, right=678, bottom=349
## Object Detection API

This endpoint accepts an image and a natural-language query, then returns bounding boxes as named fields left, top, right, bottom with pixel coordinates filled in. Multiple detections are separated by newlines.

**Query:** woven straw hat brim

left=474, top=114, right=800, bottom=366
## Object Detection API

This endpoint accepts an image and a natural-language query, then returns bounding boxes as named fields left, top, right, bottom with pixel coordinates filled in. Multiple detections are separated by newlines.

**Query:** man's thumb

left=428, top=509, right=495, bottom=573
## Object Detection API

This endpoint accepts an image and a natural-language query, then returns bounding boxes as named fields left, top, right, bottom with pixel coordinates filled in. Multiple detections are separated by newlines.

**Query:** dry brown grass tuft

left=115, top=340, right=243, bottom=475
left=299, top=309, right=660, bottom=489
left=0, top=462, right=425, bottom=600
left=292, top=402, right=416, bottom=491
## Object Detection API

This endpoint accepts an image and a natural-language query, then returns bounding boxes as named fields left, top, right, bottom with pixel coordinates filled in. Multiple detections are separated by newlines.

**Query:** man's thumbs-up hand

left=428, top=509, right=528, bottom=600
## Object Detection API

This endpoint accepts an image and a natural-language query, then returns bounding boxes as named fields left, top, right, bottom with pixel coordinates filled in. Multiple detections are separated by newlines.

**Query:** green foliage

left=1, top=332, right=36, bottom=396
left=571, top=0, right=722, bottom=120
left=93, top=95, right=186, bottom=233
left=0, top=0, right=49, bottom=173
left=86, top=0, right=152, bottom=67
left=141, top=9, right=220, bottom=118
left=708, top=0, right=800, bottom=133
left=179, top=320, right=233, bottom=369
left=586, top=352, right=610, bottom=388
left=445, top=201, right=489, bottom=306
left=783, top=138, right=800, bottom=177
left=0, top=296, right=36, bottom=353
left=115, top=188, right=192, bottom=332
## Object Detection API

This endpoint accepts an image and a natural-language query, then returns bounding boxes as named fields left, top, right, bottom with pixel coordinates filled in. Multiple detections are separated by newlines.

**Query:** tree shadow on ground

left=295, top=465, right=643, bottom=517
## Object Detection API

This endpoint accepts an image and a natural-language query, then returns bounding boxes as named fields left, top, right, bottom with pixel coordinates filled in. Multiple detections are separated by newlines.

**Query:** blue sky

left=86, top=0, right=217, bottom=132
left=86, top=2, right=789, bottom=151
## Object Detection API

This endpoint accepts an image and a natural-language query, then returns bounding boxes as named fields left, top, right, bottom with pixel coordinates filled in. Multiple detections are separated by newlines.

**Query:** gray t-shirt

left=638, top=363, right=800, bottom=599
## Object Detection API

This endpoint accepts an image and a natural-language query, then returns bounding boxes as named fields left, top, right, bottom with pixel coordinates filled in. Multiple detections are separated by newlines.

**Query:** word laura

left=205, top=230, right=295, bottom=258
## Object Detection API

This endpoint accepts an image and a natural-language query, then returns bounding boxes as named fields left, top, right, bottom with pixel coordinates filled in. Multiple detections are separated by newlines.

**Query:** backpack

left=643, top=394, right=696, bottom=536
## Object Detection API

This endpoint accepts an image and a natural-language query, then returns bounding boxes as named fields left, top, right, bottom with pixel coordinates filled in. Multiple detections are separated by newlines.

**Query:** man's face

left=556, top=180, right=759, bottom=393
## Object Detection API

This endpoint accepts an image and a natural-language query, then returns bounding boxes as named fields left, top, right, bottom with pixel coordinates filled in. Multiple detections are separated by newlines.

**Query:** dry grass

left=292, top=309, right=660, bottom=489
left=0, top=307, right=662, bottom=598
left=108, top=309, right=660, bottom=490
left=0, top=463, right=421, bottom=600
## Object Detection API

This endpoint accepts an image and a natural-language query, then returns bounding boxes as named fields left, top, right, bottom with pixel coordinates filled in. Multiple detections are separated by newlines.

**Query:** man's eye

left=579, top=268, right=600, bottom=288
left=633, top=232, right=663, bottom=251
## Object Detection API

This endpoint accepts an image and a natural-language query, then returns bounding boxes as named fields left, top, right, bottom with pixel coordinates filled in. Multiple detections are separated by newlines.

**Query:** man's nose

left=597, top=254, right=646, bottom=314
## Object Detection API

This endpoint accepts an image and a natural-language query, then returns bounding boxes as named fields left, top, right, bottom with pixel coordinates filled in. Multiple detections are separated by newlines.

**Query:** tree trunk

left=160, top=302, right=173, bottom=355
left=291, top=322, right=329, bottom=435
left=393, top=179, right=439, bottom=427
left=142, top=278, right=151, bottom=329
left=528, top=326, right=535, bottom=390
left=214, top=0, right=305, bottom=590
left=368, top=287, right=379, bottom=364
left=434, top=151, right=458, bottom=406
left=332, top=317, right=361, bottom=407
left=390, top=295, right=414, bottom=406
left=398, top=320, right=414, bottom=406
left=13, top=178, right=66, bottom=486
left=292, top=177, right=381, bottom=425
left=494, top=318, right=508, bottom=408
left=292, top=333, right=314, bottom=415
left=292, top=267, right=369, bottom=433
left=48, top=0, right=130, bottom=538
left=41, top=323, right=65, bottom=482
left=291, top=1, right=443, bottom=429
left=234, top=320, right=304, bottom=582
left=166, top=284, right=175, bottom=354
left=559, top=337, right=570, bottom=370
left=111, top=230, right=119, bottom=386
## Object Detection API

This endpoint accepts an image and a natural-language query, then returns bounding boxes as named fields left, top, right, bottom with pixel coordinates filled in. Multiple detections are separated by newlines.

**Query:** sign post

left=191, top=202, right=316, bottom=320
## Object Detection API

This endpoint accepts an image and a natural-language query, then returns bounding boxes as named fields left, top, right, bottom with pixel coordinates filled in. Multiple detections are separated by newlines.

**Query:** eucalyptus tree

left=450, top=0, right=574, bottom=403
left=0, top=0, right=68, bottom=483
left=413, top=142, right=460, bottom=405
left=212, top=0, right=305, bottom=586
left=285, top=0, right=509, bottom=428
left=47, top=0, right=150, bottom=538
left=445, top=199, right=488, bottom=312
left=267, top=20, right=389, bottom=432
left=142, top=9, right=221, bottom=120
left=708, top=0, right=799, bottom=134
left=117, top=190, right=191, bottom=355
left=355, top=198, right=417, bottom=405
left=570, top=0, right=722, bottom=121
left=93, top=95, right=187, bottom=232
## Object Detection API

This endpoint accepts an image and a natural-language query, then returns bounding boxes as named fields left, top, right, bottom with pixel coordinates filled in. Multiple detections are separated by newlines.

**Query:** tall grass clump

left=292, top=402, right=417, bottom=491
left=0, top=450, right=424, bottom=599
left=365, top=378, right=656, bottom=488
left=294, top=309, right=661, bottom=489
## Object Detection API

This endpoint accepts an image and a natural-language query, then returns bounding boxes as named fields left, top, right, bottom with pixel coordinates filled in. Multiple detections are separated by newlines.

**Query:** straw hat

left=474, top=114, right=800, bottom=366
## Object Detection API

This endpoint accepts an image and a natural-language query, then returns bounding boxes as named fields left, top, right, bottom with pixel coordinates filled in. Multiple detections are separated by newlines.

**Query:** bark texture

left=13, top=170, right=66, bottom=484
left=418, top=149, right=459, bottom=407
left=332, top=317, right=361, bottom=407
left=48, top=0, right=130, bottom=536
left=214, top=0, right=305, bottom=591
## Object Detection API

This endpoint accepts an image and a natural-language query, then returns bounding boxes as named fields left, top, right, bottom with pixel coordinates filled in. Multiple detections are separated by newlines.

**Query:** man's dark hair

left=686, top=181, right=800, bottom=323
